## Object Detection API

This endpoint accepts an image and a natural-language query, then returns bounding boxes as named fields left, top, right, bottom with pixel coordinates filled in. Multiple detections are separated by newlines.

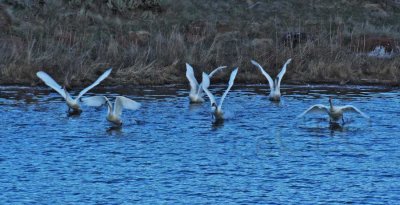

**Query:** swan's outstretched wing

left=114, top=96, right=141, bottom=117
left=195, top=66, right=226, bottom=96
left=36, top=71, right=66, bottom=99
left=251, top=60, right=274, bottom=90
left=76, top=68, right=112, bottom=100
left=186, top=63, right=199, bottom=96
left=218, top=68, right=238, bottom=110
left=81, top=96, right=108, bottom=107
left=208, top=66, right=227, bottom=78
left=201, top=72, right=216, bottom=106
left=339, top=105, right=370, bottom=119
left=277, top=58, right=292, bottom=89
left=297, top=104, right=329, bottom=118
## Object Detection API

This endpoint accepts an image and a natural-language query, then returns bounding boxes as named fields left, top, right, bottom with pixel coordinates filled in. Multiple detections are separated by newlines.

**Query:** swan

left=298, top=97, right=370, bottom=124
left=36, top=68, right=112, bottom=114
left=202, top=68, right=239, bottom=121
left=186, top=63, right=226, bottom=103
left=82, top=96, right=141, bottom=127
left=251, top=59, right=292, bottom=101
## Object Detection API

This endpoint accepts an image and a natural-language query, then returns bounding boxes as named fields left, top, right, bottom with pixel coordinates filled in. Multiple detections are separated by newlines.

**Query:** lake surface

left=0, top=84, right=399, bottom=204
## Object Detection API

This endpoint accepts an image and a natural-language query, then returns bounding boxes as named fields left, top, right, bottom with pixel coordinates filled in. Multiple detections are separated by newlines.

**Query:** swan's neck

left=329, top=99, right=334, bottom=109
left=107, top=104, right=112, bottom=115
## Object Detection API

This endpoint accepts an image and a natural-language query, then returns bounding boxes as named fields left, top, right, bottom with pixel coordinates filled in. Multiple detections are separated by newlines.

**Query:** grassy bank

left=0, top=0, right=399, bottom=87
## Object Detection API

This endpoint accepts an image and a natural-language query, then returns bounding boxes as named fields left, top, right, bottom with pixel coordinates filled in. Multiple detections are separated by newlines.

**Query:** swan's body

left=82, top=96, right=141, bottom=127
left=202, top=68, right=238, bottom=122
left=36, top=68, right=112, bottom=114
left=298, top=97, right=370, bottom=124
left=186, top=63, right=226, bottom=103
left=251, top=59, right=292, bottom=101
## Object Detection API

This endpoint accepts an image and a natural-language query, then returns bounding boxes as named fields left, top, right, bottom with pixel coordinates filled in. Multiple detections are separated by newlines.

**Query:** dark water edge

left=0, top=76, right=399, bottom=88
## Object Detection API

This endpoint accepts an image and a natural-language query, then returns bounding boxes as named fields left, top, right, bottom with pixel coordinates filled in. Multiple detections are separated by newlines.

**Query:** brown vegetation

left=0, top=0, right=399, bottom=87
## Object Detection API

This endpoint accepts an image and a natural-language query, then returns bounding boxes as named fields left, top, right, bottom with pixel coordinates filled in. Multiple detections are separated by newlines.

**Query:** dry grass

left=0, top=0, right=399, bottom=87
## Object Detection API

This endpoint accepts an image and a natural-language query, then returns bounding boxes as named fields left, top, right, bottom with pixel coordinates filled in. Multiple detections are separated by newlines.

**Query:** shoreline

left=1, top=79, right=398, bottom=88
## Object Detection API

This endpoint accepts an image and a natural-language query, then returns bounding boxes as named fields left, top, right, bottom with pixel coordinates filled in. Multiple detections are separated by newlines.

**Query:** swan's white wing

left=297, top=104, right=329, bottom=118
left=186, top=63, right=199, bottom=96
left=76, top=68, right=112, bottom=100
left=81, top=96, right=108, bottom=107
left=208, top=66, right=227, bottom=78
left=196, top=66, right=227, bottom=96
left=201, top=72, right=216, bottom=106
left=339, top=105, right=370, bottom=119
left=277, top=58, right=292, bottom=89
left=251, top=60, right=274, bottom=90
left=114, top=96, right=141, bottom=117
left=218, top=68, right=238, bottom=110
left=36, top=71, right=66, bottom=99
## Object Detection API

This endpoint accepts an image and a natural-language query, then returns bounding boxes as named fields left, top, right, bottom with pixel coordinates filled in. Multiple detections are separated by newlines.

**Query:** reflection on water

left=0, top=84, right=399, bottom=204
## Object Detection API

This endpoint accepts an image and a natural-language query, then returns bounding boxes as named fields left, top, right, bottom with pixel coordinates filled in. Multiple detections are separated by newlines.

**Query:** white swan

left=298, top=97, right=370, bottom=124
left=251, top=59, right=292, bottom=101
left=82, top=96, right=141, bottom=127
left=36, top=68, right=112, bottom=114
left=202, top=68, right=239, bottom=121
left=186, top=63, right=226, bottom=103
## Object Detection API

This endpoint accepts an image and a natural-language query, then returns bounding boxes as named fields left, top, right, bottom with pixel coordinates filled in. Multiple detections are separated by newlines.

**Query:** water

left=0, top=84, right=399, bottom=204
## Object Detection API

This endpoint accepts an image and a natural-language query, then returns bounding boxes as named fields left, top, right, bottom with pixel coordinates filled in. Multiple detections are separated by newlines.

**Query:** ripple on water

left=0, top=85, right=399, bottom=203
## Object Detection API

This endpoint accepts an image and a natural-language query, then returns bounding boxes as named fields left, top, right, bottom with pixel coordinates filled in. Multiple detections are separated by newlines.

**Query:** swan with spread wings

left=82, top=96, right=141, bottom=127
left=251, top=59, right=292, bottom=101
left=36, top=68, right=112, bottom=115
left=298, top=97, right=370, bottom=124
left=186, top=63, right=226, bottom=103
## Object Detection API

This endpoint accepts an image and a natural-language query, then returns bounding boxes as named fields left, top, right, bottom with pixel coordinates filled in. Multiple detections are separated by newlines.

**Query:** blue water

left=0, top=85, right=399, bottom=204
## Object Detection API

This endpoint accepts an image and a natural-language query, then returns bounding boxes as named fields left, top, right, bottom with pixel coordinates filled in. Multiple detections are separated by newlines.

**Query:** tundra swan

left=36, top=68, right=112, bottom=114
left=202, top=68, right=239, bottom=122
left=82, top=96, right=141, bottom=127
left=251, top=59, right=292, bottom=101
left=298, top=97, right=369, bottom=124
left=186, top=63, right=226, bottom=103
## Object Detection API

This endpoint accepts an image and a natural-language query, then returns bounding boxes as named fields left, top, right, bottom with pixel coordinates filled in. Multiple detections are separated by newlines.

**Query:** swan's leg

left=342, top=116, right=345, bottom=125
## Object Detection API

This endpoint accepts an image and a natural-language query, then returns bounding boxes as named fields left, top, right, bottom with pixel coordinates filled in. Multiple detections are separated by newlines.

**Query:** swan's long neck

left=329, top=98, right=333, bottom=109
left=105, top=98, right=113, bottom=116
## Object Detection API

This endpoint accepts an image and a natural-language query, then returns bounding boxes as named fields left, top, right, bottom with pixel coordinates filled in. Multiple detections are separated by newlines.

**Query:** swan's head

left=328, top=96, right=334, bottom=107
left=211, top=102, right=217, bottom=111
